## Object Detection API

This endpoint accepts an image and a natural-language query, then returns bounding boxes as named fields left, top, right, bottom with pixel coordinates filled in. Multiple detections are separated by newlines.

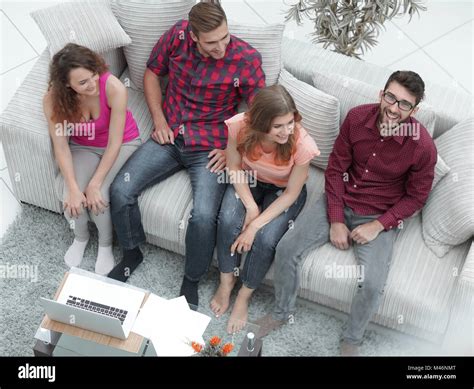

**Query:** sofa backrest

left=281, top=37, right=473, bottom=139
left=102, top=48, right=128, bottom=78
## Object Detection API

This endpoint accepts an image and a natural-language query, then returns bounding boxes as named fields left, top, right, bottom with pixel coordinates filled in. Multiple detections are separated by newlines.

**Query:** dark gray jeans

left=273, top=193, right=398, bottom=345
left=217, top=181, right=307, bottom=290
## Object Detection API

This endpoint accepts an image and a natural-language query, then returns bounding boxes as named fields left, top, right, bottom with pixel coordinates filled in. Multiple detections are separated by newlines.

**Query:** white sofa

left=1, top=3, right=472, bottom=354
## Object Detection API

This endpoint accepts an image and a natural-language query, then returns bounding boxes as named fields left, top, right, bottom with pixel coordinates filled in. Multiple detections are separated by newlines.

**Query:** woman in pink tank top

left=43, top=43, right=141, bottom=275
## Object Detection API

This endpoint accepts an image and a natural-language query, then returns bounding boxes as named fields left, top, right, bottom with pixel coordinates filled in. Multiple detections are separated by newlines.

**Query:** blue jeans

left=273, top=193, right=398, bottom=344
left=110, top=136, right=227, bottom=281
left=216, top=181, right=307, bottom=290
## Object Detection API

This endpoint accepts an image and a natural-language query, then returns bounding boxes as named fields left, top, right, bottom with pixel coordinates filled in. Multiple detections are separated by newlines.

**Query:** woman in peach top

left=210, top=85, right=320, bottom=333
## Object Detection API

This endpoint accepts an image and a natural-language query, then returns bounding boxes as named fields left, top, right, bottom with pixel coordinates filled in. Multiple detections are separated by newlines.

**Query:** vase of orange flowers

left=191, top=336, right=234, bottom=357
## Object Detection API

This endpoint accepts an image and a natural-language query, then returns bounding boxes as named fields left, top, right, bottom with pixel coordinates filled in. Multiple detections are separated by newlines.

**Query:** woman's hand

left=64, top=187, right=87, bottom=218
left=206, top=149, right=226, bottom=173
left=84, top=183, right=108, bottom=216
left=231, top=224, right=259, bottom=255
left=243, top=205, right=260, bottom=230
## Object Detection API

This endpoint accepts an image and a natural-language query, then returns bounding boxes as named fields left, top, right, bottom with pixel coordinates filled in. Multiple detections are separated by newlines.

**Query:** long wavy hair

left=47, top=43, right=108, bottom=123
left=237, top=85, right=302, bottom=165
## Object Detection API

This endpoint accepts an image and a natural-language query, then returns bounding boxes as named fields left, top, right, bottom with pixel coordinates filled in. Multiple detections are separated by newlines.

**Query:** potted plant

left=285, top=0, right=426, bottom=59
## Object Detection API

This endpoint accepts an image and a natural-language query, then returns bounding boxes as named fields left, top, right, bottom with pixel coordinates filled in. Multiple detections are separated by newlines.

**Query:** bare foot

left=255, top=313, right=286, bottom=338
left=210, top=273, right=236, bottom=317
left=227, top=289, right=251, bottom=334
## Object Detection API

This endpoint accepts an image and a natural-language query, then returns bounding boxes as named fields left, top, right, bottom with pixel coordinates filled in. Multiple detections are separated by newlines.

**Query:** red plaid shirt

left=147, top=20, right=265, bottom=151
left=325, top=104, right=437, bottom=230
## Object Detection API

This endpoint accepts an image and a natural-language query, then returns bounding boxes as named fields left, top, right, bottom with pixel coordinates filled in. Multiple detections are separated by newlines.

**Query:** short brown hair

left=238, top=85, right=302, bottom=166
left=384, top=70, right=425, bottom=105
left=188, top=1, right=227, bottom=37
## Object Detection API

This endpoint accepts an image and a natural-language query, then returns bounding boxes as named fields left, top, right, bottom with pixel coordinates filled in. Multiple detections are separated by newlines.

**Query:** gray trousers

left=273, top=193, right=398, bottom=345
left=61, top=138, right=141, bottom=246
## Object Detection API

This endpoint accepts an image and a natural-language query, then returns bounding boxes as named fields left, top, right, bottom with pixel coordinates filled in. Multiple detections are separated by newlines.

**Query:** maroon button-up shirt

left=325, top=104, right=437, bottom=230
left=147, top=20, right=265, bottom=151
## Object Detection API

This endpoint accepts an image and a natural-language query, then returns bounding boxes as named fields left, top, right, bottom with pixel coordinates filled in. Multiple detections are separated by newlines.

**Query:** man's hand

left=350, top=220, right=384, bottom=245
left=151, top=117, right=174, bottom=144
left=206, top=149, right=226, bottom=173
left=330, top=222, right=351, bottom=250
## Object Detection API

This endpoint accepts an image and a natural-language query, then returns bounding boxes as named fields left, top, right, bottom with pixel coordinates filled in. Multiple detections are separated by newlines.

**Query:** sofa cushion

left=263, top=167, right=471, bottom=341
left=422, top=118, right=474, bottom=257
left=432, top=154, right=451, bottom=189
left=282, top=37, right=473, bottom=138
left=282, top=37, right=390, bottom=88
left=111, top=0, right=195, bottom=91
left=312, top=72, right=437, bottom=137
left=31, top=1, right=131, bottom=57
left=139, top=171, right=192, bottom=255
left=119, top=68, right=154, bottom=141
left=227, top=22, right=284, bottom=87
left=442, top=241, right=474, bottom=354
left=278, top=69, right=340, bottom=170
left=101, top=49, right=128, bottom=78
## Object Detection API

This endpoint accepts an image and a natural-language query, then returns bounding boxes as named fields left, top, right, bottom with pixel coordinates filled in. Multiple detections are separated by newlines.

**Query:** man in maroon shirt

left=256, top=71, right=437, bottom=355
left=108, top=1, right=265, bottom=307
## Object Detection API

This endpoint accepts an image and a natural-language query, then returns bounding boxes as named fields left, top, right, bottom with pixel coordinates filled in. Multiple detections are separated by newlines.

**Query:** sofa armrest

left=0, top=49, right=61, bottom=213
left=459, top=240, right=474, bottom=282
left=442, top=239, right=474, bottom=355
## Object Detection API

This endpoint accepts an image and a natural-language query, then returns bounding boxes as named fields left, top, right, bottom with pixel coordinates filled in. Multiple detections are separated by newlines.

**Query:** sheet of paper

left=132, top=293, right=169, bottom=338
left=132, top=294, right=212, bottom=356
left=151, top=333, right=205, bottom=357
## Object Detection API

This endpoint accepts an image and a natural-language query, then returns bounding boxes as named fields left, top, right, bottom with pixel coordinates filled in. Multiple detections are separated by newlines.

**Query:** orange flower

left=191, top=342, right=203, bottom=353
left=221, top=343, right=234, bottom=355
left=209, top=336, right=221, bottom=347
left=190, top=336, right=234, bottom=356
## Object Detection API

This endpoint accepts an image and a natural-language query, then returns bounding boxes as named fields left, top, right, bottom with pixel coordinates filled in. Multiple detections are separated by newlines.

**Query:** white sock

left=95, top=245, right=115, bottom=275
left=64, top=238, right=89, bottom=268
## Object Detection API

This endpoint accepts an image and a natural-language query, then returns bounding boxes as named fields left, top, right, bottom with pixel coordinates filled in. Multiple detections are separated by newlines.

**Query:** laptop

left=40, top=273, right=146, bottom=340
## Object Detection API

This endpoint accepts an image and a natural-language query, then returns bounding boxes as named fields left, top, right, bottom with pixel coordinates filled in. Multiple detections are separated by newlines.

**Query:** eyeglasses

left=382, top=92, right=416, bottom=112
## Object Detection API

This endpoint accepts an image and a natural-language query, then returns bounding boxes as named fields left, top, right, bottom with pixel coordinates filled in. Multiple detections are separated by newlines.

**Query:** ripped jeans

left=216, top=181, right=307, bottom=290
left=273, top=193, right=398, bottom=345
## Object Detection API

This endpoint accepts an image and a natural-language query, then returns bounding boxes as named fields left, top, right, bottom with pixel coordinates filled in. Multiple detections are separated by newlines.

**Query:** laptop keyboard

left=66, top=295, right=128, bottom=324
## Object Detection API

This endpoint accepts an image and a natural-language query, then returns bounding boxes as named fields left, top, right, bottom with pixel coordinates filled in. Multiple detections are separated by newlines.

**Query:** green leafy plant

left=285, top=0, right=426, bottom=59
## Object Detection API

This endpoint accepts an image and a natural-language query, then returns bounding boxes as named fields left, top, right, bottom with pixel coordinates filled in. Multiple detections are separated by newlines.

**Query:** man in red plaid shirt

left=109, top=1, right=265, bottom=307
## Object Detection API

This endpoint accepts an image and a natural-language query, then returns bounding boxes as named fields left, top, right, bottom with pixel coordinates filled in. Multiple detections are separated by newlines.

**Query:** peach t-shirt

left=225, top=112, right=320, bottom=187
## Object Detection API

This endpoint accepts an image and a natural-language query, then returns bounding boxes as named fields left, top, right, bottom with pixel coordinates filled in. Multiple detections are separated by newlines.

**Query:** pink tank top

left=70, top=72, right=139, bottom=147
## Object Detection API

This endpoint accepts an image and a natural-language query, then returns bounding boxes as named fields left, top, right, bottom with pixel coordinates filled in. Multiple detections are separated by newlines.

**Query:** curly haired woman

left=43, top=43, right=141, bottom=275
